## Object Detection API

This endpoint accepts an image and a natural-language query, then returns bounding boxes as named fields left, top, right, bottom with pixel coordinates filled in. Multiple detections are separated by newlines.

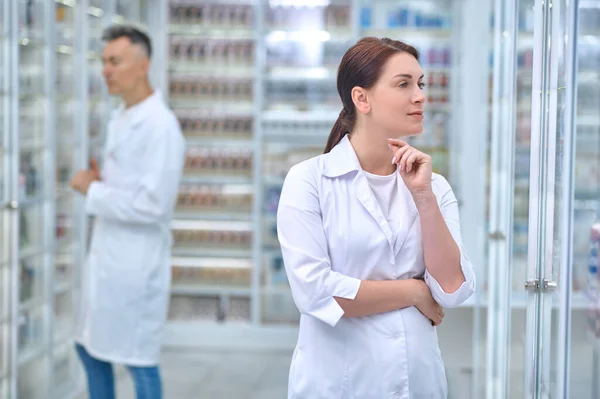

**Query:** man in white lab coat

left=70, top=25, right=185, bottom=399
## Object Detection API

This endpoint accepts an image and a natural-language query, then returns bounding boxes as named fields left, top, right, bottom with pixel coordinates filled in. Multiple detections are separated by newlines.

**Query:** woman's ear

left=351, top=86, right=370, bottom=115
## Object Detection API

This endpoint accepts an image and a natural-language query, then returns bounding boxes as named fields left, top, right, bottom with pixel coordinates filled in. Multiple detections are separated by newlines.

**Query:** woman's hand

left=412, top=279, right=444, bottom=326
left=388, top=138, right=432, bottom=196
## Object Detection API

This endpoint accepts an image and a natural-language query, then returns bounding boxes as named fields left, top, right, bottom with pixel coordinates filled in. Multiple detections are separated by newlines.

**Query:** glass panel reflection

left=569, top=2, right=600, bottom=397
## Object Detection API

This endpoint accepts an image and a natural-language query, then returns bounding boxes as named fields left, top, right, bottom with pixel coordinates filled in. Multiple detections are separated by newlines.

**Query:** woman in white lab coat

left=277, top=37, right=476, bottom=399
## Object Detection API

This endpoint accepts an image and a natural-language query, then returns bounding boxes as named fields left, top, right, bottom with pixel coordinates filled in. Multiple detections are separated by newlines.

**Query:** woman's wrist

left=406, top=279, right=428, bottom=307
left=410, top=189, right=436, bottom=208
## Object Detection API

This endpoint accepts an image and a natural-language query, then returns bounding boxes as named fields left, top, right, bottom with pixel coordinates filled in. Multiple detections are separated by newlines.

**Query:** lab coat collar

left=322, top=135, right=361, bottom=178
left=323, top=134, right=418, bottom=260
left=112, top=90, right=163, bottom=127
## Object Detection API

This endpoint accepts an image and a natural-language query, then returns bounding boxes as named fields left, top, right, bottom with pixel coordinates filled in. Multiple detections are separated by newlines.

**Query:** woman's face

left=367, top=52, right=426, bottom=137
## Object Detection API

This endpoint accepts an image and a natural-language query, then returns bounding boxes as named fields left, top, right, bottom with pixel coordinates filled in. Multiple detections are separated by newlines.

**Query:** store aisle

left=115, top=349, right=292, bottom=399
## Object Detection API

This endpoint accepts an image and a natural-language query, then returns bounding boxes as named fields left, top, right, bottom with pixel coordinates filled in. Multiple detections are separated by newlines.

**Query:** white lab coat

left=277, top=136, right=475, bottom=399
left=74, top=91, right=185, bottom=366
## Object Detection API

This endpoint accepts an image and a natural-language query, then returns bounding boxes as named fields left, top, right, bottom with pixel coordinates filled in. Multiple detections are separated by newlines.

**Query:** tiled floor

left=115, top=349, right=293, bottom=399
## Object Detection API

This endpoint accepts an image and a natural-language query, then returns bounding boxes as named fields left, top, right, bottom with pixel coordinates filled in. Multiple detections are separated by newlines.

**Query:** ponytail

left=324, top=108, right=350, bottom=154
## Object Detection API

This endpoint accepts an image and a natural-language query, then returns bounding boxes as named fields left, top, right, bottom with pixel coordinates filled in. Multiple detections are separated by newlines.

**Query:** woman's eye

left=399, top=82, right=408, bottom=88
left=419, top=82, right=426, bottom=89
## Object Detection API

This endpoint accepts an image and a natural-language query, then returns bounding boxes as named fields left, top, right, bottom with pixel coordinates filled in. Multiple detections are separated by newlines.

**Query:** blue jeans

left=75, top=343, right=162, bottom=399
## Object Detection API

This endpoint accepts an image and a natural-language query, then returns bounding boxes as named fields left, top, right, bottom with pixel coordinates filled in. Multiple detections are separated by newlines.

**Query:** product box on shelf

left=168, top=295, right=220, bottom=322
left=169, top=76, right=253, bottom=102
left=177, top=112, right=253, bottom=140
left=266, top=4, right=351, bottom=32
left=169, top=36, right=255, bottom=71
left=171, top=264, right=251, bottom=287
left=587, top=224, right=600, bottom=340
left=169, top=2, right=254, bottom=28
left=176, top=184, right=253, bottom=213
left=184, top=147, right=253, bottom=177
left=172, top=227, right=252, bottom=250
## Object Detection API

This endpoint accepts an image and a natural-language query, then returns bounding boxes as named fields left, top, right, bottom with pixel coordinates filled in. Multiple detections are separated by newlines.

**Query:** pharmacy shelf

left=181, top=175, right=253, bottom=185
left=172, top=256, right=252, bottom=268
left=173, top=210, right=252, bottom=222
left=185, top=138, right=254, bottom=148
left=171, top=284, right=251, bottom=297
left=362, top=27, right=452, bottom=39
left=266, top=66, right=337, bottom=82
left=169, top=25, right=254, bottom=40
left=172, top=248, right=253, bottom=259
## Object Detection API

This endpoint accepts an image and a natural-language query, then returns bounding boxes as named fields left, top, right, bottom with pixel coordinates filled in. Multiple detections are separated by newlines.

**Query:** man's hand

left=71, top=158, right=101, bottom=195
left=90, top=158, right=101, bottom=180
left=412, top=279, right=445, bottom=326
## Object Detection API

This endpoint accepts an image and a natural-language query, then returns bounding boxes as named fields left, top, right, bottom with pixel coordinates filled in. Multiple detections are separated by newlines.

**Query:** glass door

left=0, top=2, right=10, bottom=399
left=485, top=0, right=539, bottom=397
left=13, top=0, right=54, bottom=398
left=486, top=0, right=584, bottom=397
left=54, top=1, right=83, bottom=397
left=566, top=0, right=600, bottom=397
left=520, top=0, right=578, bottom=396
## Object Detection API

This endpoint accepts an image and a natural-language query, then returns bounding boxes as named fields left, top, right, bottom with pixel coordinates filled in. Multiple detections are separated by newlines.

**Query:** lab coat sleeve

left=85, top=119, right=185, bottom=224
left=277, top=163, right=361, bottom=327
left=423, top=176, right=476, bottom=308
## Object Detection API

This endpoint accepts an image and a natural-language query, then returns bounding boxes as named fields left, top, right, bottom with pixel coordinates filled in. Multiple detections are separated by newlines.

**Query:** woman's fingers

left=406, top=152, right=418, bottom=173
left=392, top=146, right=411, bottom=167
left=387, top=138, right=409, bottom=148
left=399, top=148, right=415, bottom=172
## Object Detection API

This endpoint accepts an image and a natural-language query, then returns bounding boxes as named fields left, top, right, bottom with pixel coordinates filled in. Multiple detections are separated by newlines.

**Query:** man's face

left=101, top=37, right=149, bottom=96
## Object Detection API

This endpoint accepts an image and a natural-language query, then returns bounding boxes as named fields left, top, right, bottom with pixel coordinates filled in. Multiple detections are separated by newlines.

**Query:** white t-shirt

left=363, top=169, right=401, bottom=236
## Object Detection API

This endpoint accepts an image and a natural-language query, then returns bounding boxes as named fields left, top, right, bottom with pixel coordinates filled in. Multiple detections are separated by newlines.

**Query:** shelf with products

left=177, top=111, right=254, bottom=141
left=167, top=0, right=259, bottom=306
left=359, top=0, right=452, bottom=31
left=168, top=293, right=252, bottom=323
left=169, top=75, right=254, bottom=110
left=175, top=182, right=253, bottom=220
left=169, top=1, right=254, bottom=32
left=171, top=256, right=253, bottom=289
left=168, top=36, right=255, bottom=75
left=171, top=220, right=253, bottom=259
left=184, top=147, right=253, bottom=178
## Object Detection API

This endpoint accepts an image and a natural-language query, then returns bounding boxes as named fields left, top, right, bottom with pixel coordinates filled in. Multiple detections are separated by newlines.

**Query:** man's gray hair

left=102, top=24, right=152, bottom=58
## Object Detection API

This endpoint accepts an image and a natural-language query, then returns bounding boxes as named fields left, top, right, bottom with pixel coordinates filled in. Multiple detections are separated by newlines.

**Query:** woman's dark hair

left=323, top=37, right=419, bottom=154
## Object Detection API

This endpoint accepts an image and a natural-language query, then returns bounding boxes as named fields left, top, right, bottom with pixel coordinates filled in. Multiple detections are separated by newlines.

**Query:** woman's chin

left=398, top=127, right=424, bottom=138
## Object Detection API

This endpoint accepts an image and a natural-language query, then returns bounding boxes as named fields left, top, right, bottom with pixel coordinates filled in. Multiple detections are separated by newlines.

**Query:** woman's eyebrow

left=392, top=74, right=425, bottom=79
